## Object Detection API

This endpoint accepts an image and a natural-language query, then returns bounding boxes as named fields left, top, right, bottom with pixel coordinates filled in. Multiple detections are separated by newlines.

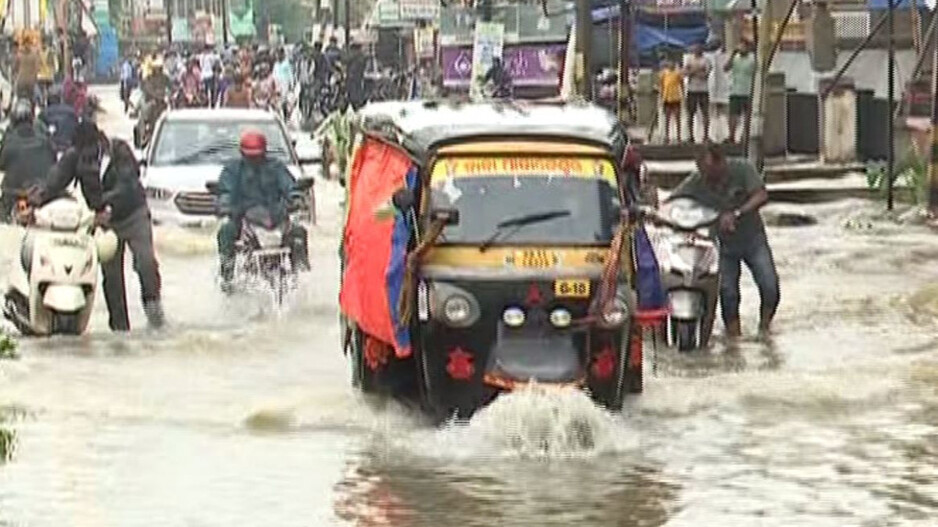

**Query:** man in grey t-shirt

left=683, top=44, right=712, bottom=143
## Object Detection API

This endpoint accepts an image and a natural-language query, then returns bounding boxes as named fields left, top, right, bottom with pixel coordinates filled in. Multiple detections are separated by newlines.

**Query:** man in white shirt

left=683, top=44, right=712, bottom=143
left=199, top=45, right=220, bottom=106
left=707, top=40, right=730, bottom=143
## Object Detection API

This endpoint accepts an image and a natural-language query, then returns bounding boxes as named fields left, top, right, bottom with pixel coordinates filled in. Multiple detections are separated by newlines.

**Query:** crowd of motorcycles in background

left=124, top=41, right=421, bottom=142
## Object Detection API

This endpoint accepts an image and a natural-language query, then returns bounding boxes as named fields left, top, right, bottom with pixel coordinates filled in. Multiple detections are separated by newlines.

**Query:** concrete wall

left=771, top=49, right=918, bottom=97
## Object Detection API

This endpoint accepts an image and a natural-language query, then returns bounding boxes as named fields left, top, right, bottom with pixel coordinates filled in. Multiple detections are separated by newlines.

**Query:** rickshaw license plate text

left=554, top=279, right=590, bottom=298
left=514, top=250, right=558, bottom=268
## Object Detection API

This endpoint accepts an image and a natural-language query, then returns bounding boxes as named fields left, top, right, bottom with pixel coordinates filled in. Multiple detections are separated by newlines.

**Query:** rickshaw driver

left=216, top=130, right=310, bottom=291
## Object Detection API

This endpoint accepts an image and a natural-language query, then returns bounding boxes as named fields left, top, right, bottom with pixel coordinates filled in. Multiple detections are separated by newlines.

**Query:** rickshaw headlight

left=601, top=298, right=628, bottom=327
left=443, top=296, right=472, bottom=325
left=502, top=307, right=525, bottom=327
left=550, top=308, right=572, bottom=328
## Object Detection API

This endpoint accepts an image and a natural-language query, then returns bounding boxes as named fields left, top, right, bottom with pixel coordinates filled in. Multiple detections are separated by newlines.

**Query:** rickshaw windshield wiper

left=479, top=210, right=571, bottom=252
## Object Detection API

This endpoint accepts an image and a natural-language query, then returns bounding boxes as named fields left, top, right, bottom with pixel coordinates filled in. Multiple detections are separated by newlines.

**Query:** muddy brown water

left=2, top=88, right=938, bottom=526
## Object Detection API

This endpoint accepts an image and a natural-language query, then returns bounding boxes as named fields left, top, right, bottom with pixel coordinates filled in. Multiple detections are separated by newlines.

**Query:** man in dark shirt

left=345, top=42, right=368, bottom=110
left=0, top=100, right=55, bottom=221
left=100, top=139, right=164, bottom=330
left=671, top=143, right=780, bottom=337
left=38, top=85, right=79, bottom=154
left=35, top=121, right=109, bottom=223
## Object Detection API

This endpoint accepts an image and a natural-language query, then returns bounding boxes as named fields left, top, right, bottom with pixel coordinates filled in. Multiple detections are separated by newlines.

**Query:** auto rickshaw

left=339, top=100, right=656, bottom=419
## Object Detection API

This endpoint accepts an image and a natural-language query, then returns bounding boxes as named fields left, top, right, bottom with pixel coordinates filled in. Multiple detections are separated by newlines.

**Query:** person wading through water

left=671, top=143, right=780, bottom=337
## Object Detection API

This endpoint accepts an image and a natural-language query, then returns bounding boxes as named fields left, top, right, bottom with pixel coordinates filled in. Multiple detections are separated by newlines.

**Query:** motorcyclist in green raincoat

left=216, top=130, right=310, bottom=291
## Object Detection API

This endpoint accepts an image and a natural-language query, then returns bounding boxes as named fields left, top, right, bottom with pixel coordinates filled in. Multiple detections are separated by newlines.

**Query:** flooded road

left=3, top=87, right=938, bottom=526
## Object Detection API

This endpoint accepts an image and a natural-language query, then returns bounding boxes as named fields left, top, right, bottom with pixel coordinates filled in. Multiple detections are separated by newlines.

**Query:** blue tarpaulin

left=867, top=0, right=927, bottom=8
left=635, top=23, right=709, bottom=52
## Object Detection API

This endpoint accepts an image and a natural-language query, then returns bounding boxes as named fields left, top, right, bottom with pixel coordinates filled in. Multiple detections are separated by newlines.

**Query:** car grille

left=174, top=192, right=216, bottom=216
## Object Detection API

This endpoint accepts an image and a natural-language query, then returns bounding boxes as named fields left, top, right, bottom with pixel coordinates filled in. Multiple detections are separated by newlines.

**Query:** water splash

left=398, top=386, right=636, bottom=460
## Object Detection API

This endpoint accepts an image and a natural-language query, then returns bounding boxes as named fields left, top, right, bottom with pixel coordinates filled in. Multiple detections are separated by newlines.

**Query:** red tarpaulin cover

left=340, top=137, right=415, bottom=358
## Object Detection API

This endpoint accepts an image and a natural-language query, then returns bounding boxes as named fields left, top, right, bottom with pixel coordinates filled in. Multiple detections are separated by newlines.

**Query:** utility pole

left=618, top=0, right=632, bottom=122
left=927, top=5, right=938, bottom=214
left=887, top=0, right=895, bottom=211
left=576, top=0, right=593, bottom=100
left=165, top=0, right=174, bottom=44
left=221, top=0, right=229, bottom=46
left=345, top=0, right=351, bottom=45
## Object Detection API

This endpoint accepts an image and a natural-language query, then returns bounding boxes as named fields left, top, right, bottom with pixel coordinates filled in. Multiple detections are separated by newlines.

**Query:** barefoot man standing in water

left=671, top=143, right=780, bottom=337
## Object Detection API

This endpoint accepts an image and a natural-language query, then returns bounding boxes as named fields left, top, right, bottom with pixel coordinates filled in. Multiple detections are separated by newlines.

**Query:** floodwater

left=2, top=88, right=938, bottom=526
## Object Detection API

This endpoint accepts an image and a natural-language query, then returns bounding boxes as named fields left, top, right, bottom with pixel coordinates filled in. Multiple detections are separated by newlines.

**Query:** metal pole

left=221, top=0, right=229, bottom=46
left=743, top=0, right=760, bottom=158
left=887, top=0, right=895, bottom=211
left=344, top=0, right=351, bottom=45
left=928, top=11, right=938, bottom=213
left=166, top=0, right=174, bottom=44
left=618, top=0, right=630, bottom=122
left=576, top=0, right=593, bottom=100
left=820, top=13, right=889, bottom=99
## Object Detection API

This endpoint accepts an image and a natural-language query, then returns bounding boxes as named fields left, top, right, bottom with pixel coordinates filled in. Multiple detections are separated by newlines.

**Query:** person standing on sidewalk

left=658, top=59, right=684, bottom=144
left=672, top=143, right=779, bottom=337
left=707, top=40, right=730, bottom=143
left=724, top=40, right=755, bottom=144
left=683, top=44, right=712, bottom=143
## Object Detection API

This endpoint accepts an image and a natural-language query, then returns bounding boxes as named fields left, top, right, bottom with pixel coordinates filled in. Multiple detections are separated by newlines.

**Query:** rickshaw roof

left=356, top=100, right=626, bottom=158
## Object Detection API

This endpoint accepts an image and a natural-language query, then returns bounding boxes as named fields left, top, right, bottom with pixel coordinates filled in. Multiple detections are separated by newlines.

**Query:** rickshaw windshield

left=429, top=156, right=621, bottom=246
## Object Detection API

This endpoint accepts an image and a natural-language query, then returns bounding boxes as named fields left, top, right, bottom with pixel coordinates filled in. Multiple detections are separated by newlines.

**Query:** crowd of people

left=656, top=40, right=755, bottom=145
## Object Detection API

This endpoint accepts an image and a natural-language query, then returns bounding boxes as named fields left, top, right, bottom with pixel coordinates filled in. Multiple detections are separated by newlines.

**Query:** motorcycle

left=133, top=96, right=168, bottom=149
left=206, top=179, right=314, bottom=306
left=646, top=196, right=721, bottom=352
left=3, top=198, right=117, bottom=336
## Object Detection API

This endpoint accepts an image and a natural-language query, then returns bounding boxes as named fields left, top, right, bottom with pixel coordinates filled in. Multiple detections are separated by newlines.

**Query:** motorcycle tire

left=52, top=313, right=81, bottom=335
left=675, top=320, right=699, bottom=352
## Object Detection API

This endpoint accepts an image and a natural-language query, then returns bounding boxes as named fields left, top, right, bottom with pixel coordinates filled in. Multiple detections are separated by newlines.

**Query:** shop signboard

left=440, top=5, right=518, bottom=46
left=446, top=42, right=565, bottom=88
left=399, top=0, right=440, bottom=21
left=469, top=22, right=504, bottom=100
left=414, top=26, right=435, bottom=58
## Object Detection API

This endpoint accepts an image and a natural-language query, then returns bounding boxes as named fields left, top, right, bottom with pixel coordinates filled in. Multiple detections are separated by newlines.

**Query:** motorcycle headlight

left=502, top=307, right=526, bottom=327
left=443, top=296, right=472, bottom=325
left=253, top=228, right=284, bottom=249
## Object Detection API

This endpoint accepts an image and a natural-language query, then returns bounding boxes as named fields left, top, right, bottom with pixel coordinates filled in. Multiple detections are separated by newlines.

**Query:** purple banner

left=442, top=44, right=566, bottom=88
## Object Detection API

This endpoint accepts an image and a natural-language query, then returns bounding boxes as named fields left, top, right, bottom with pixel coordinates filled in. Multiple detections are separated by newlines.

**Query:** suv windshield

left=429, top=156, right=621, bottom=245
left=151, top=120, right=293, bottom=166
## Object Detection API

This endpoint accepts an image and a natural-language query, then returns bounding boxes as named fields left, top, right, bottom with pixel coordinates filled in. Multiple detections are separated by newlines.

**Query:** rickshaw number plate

left=554, top=279, right=590, bottom=298
left=511, top=250, right=559, bottom=269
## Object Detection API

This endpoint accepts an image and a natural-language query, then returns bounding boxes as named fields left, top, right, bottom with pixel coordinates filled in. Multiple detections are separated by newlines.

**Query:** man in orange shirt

left=658, top=59, right=684, bottom=144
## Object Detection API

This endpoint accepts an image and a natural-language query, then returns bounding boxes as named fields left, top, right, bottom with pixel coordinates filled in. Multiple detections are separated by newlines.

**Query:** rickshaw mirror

left=391, top=188, right=416, bottom=211
left=430, top=208, right=460, bottom=226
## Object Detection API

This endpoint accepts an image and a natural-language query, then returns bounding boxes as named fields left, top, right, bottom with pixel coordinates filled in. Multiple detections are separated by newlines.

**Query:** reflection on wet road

left=2, top=87, right=938, bottom=526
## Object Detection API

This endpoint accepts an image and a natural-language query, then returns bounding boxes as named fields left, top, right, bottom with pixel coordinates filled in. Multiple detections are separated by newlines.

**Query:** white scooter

left=3, top=199, right=118, bottom=336
left=646, top=197, right=721, bottom=352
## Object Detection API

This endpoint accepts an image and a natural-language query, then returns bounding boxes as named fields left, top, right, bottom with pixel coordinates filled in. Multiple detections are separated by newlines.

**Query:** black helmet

left=10, top=98, right=32, bottom=125
left=47, top=84, right=63, bottom=104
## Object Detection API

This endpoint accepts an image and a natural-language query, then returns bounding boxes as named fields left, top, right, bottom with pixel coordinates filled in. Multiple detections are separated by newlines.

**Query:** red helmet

left=239, top=130, right=267, bottom=158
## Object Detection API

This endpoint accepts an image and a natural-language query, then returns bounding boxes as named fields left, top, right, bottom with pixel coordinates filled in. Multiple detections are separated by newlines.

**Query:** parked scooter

left=646, top=196, right=721, bottom=351
left=3, top=198, right=118, bottom=336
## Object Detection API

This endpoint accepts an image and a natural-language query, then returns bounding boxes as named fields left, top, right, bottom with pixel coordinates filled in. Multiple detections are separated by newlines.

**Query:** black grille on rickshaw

left=174, top=192, right=216, bottom=215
